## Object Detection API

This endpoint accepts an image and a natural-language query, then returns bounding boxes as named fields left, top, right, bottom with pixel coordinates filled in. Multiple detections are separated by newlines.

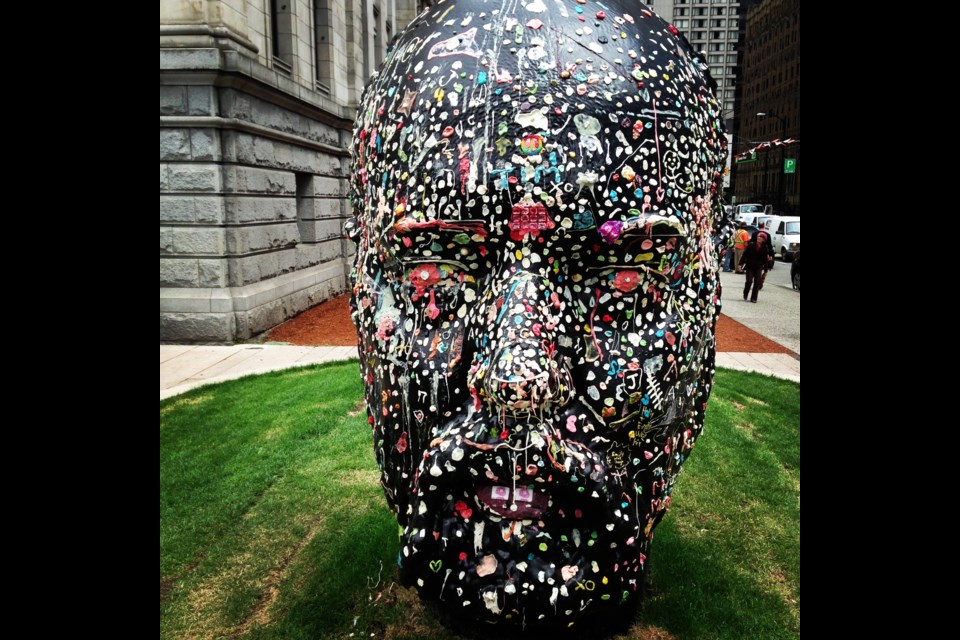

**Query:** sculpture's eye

left=404, top=261, right=471, bottom=288
left=588, top=222, right=695, bottom=292
left=394, top=261, right=479, bottom=315
left=601, top=268, right=649, bottom=294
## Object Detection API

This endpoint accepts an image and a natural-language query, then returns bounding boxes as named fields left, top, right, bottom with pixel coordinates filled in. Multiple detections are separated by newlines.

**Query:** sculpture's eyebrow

left=599, top=218, right=686, bottom=249
left=393, top=218, right=489, bottom=238
left=399, top=257, right=470, bottom=270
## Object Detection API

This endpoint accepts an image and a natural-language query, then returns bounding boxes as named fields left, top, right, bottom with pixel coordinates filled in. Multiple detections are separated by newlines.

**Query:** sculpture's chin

left=399, top=484, right=647, bottom=627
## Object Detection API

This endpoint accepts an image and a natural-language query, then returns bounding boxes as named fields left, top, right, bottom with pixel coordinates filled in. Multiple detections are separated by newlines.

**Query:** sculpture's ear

left=344, top=192, right=364, bottom=245
left=711, top=130, right=733, bottom=247
left=344, top=212, right=361, bottom=244
left=714, top=197, right=734, bottom=236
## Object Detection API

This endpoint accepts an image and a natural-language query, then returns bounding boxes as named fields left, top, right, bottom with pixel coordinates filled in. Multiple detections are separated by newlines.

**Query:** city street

left=719, top=258, right=800, bottom=355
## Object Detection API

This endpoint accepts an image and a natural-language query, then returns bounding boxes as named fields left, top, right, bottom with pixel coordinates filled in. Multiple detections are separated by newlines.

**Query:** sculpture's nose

left=477, top=272, right=572, bottom=415
left=485, top=342, right=567, bottom=412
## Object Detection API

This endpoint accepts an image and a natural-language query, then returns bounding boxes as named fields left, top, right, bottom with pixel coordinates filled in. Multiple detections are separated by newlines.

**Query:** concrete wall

left=160, top=0, right=414, bottom=342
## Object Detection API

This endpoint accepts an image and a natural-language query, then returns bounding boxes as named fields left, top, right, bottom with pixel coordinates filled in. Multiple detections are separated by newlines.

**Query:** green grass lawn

left=160, top=362, right=799, bottom=640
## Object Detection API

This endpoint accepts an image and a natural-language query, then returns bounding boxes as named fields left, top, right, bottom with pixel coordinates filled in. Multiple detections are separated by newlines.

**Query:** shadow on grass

left=243, top=509, right=403, bottom=640
left=161, top=365, right=799, bottom=640
left=643, top=518, right=799, bottom=640
left=244, top=525, right=799, bottom=640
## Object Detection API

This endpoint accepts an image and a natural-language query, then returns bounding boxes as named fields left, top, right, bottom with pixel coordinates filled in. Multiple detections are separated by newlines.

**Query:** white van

left=766, top=216, right=800, bottom=261
left=756, top=215, right=776, bottom=231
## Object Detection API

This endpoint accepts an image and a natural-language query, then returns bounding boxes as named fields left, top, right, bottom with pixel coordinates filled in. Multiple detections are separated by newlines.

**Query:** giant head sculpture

left=348, top=0, right=727, bottom=629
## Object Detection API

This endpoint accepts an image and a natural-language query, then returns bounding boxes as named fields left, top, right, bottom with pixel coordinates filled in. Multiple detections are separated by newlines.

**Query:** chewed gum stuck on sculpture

left=348, top=0, right=728, bottom=630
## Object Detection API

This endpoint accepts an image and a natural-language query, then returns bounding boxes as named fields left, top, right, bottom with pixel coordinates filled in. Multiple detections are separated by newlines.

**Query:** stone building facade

left=160, top=0, right=419, bottom=342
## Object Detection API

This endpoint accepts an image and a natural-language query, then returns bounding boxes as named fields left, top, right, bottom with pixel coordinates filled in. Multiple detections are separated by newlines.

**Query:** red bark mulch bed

left=266, top=293, right=358, bottom=346
left=265, top=293, right=791, bottom=354
left=714, top=314, right=793, bottom=354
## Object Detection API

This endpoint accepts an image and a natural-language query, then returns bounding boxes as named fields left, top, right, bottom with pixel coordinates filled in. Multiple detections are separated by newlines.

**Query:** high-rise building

left=160, top=1, right=419, bottom=342
left=732, top=0, right=800, bottom=213
left=648, top=1, right=742, bottom=122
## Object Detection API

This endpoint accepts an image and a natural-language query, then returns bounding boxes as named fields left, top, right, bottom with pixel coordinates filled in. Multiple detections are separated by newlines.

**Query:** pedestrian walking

left=722, top=233, right=734, bottom=272
left=741, top=230, right=775, bottom=303
left=733, top=223, right=751, bottom=273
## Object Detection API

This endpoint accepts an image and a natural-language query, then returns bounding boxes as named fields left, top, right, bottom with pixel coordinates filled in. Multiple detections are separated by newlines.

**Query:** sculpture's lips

left=476, top=484, right=550, bottom=520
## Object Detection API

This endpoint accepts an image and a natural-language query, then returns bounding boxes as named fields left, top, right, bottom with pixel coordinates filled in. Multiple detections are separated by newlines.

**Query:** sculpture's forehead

left=354, top=0, right=722, bottom=252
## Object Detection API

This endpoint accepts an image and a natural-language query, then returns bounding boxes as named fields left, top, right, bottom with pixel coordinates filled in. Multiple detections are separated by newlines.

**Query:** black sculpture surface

left=348, top=0, right=727, bottom=628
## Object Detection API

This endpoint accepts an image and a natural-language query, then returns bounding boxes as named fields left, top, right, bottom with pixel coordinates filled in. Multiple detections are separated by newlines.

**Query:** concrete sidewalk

left=160, top=344, right=358, bottom=400
left=161, top=344, right=799, bottom=400
left=716, top=352, right=799, bottom=383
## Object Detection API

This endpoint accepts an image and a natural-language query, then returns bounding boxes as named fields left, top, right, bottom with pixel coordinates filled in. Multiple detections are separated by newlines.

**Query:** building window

left=314, top=1, right=334, bottom=96
left=270, top=0, right=294, bottom=75
left=373, top=4, right=384, bottom=68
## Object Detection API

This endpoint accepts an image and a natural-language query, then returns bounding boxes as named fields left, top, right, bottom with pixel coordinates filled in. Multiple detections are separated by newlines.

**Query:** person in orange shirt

left=733, top=223, right=751, bottom=273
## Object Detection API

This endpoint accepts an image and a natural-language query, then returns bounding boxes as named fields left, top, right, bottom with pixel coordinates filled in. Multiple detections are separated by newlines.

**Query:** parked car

left=736, top=203, right=771, bottom=216
left=790, top=251, right=800, bottom=290
left=767, top=216, right=800, bottom=261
